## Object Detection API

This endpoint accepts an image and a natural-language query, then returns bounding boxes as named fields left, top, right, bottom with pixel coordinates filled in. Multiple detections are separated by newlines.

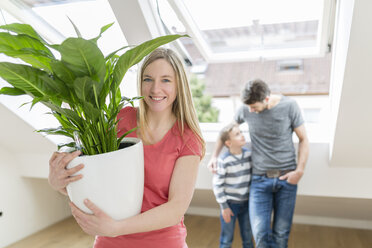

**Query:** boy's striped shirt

left=213, top=147, right=252, bottom=209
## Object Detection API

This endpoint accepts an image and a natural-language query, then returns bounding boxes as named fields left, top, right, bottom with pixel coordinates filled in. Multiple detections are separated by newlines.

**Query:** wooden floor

left=6, top=215, right=372, bottom=248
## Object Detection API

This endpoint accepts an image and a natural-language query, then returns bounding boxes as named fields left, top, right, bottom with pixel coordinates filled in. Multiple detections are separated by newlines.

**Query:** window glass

left=31, top=0, right=127, bottom=55
left=182, top=0, right=324, bottom=56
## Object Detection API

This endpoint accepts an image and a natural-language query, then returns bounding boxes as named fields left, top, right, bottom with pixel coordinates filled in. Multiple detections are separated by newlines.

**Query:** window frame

left=166, top=0, right=336, bottom=63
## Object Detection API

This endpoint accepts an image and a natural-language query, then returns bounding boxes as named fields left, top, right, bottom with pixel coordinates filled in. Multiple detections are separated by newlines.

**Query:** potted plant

left=0, top=22, right=184, bottom=220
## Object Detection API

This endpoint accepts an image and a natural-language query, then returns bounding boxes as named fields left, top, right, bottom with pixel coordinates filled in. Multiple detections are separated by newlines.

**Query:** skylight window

left=30, top=0, right=127, bottom=56
left=167, top=0, right=334, bottom=62
left=0, top=0, right=127, bottom=55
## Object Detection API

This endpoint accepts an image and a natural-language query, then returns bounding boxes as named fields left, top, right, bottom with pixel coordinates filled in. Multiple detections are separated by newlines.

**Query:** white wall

left=0, top=146, right=71, bottom=248
left=0, top=103, right=72, bottom=248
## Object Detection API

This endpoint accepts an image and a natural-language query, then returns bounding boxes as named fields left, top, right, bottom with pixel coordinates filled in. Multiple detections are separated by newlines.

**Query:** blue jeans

left=219, top=201, right=254, bottom=248
left=249, top=175, right=297, bottom=248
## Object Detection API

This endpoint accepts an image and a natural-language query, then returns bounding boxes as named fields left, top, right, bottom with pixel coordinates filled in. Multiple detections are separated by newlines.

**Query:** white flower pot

left=66, top=137, right=144, bottom=220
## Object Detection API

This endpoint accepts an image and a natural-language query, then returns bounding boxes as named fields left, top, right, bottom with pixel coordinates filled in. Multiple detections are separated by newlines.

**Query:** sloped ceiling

left=0, top=103, right=55, bottom=153
left=330, top=0, right=372, bottom=168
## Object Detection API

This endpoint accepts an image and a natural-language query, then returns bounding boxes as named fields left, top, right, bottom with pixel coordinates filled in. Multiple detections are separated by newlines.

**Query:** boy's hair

left=219, top=123, right=238, bottom=146
left=241, top=78, right=271, bottom=105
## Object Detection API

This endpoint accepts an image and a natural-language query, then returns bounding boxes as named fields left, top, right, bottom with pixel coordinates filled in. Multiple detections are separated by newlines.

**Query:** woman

left=48, top=48, right=205, bottom=247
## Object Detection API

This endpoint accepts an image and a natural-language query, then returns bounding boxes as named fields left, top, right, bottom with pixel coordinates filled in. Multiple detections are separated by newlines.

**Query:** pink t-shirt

left=94, top=107, right=202, bottom=248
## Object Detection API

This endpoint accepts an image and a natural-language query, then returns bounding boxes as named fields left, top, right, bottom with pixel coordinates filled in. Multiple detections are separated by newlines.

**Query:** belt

left=257, top=170, right=293, bottom=178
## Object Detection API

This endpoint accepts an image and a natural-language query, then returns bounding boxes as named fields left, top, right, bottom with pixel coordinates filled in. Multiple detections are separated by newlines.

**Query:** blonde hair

left=137, top=48, right=205, bottom=158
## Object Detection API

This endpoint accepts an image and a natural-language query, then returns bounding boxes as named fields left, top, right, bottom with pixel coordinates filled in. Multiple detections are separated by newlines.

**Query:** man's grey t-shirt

left=235, top=96, right=304, bottom=174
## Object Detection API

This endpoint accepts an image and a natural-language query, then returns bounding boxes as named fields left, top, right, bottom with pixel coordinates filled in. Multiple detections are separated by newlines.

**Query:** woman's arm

left=71, top=155, right=200, bottom=237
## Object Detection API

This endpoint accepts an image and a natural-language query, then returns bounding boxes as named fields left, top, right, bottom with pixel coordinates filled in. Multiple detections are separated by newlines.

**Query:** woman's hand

left=70, top=199, right=119, bottom=237
left=48, top=150, right=84, bottom=195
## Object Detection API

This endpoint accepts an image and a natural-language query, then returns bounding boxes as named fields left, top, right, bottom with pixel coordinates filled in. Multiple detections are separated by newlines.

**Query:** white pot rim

left=79, top=137, right=142, bottom=158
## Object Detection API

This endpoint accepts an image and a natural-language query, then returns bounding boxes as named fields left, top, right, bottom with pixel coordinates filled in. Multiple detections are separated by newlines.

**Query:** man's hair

left=241, top=79, right=271, bottom=105
left=219, top=123, right=238, bottom=146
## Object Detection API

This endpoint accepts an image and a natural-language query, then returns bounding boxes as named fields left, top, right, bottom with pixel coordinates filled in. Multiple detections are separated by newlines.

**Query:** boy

left=213, top=123, right=254, bottom=248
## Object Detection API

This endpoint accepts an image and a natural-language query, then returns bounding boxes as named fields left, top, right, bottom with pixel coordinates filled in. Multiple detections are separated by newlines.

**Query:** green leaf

left=52, top=112, right=76, bottom=131
left=48, top=97, right=63, bottom=108
left=0, top=33, right=53, bottom=56
left=117, top=126, right=138, bottom=145
left=19, top=47, right=53, bottom=58
left=30, top=96, right=46, bottom=110
left=112, top=34, right=187, bottom=89
left=45, top=103, right=84, bottom=129
left=0, top=23, right=48, bottom=45
left=0, top=45, right=52, bottom=72
left=59, top=38, right=106, bottom=82
left=99, top=79, right=111, bottom=107
left=67, top=16, right=82, bottom=38
left=50, top=60, right=76, bottom=85
left=104, top=45, right=131, bottom=61
left=73, top=76, right=103, bottom=106
left=0, top=61, right=88, bottom=104
left=82, top=101, right=101, bottom=121
left=48, top=44, right=61, bottom=51
left=90, top=22, right=114, bottom=43
left=0, top=33, right=54, bottom=71
left=0, top=62, right=53, bottom=97
left=57, top=141, right=77, bottom=151
left=37, top=127, right=74, bottom=138
left=114, top=86, right=122, bottom=107
left=39, top=74, right=71, bottom=101
left=100, top=54, right=121, bottom=106
left=19, top=100, right=32, bottom=108
left=121, top=96, right=143, bottom=107
left=0, top=86, right=26, bottom=96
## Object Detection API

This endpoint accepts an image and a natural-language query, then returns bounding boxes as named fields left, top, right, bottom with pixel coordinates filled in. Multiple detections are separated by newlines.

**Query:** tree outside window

left=190, top=75, right=219, bottom=123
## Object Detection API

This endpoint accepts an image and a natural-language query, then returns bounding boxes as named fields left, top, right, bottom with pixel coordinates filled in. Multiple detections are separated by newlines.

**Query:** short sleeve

left=117, top=106, right=137, bottom=138
left=234, top=105, right=248, bottom=124
left=178, top=129, right=203, bottom=159
left=289, top=100, right=304, bottom=129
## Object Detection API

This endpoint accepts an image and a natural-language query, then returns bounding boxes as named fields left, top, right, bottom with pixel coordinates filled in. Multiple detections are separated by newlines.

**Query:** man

left=208, top=79, right=309, bottom=248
